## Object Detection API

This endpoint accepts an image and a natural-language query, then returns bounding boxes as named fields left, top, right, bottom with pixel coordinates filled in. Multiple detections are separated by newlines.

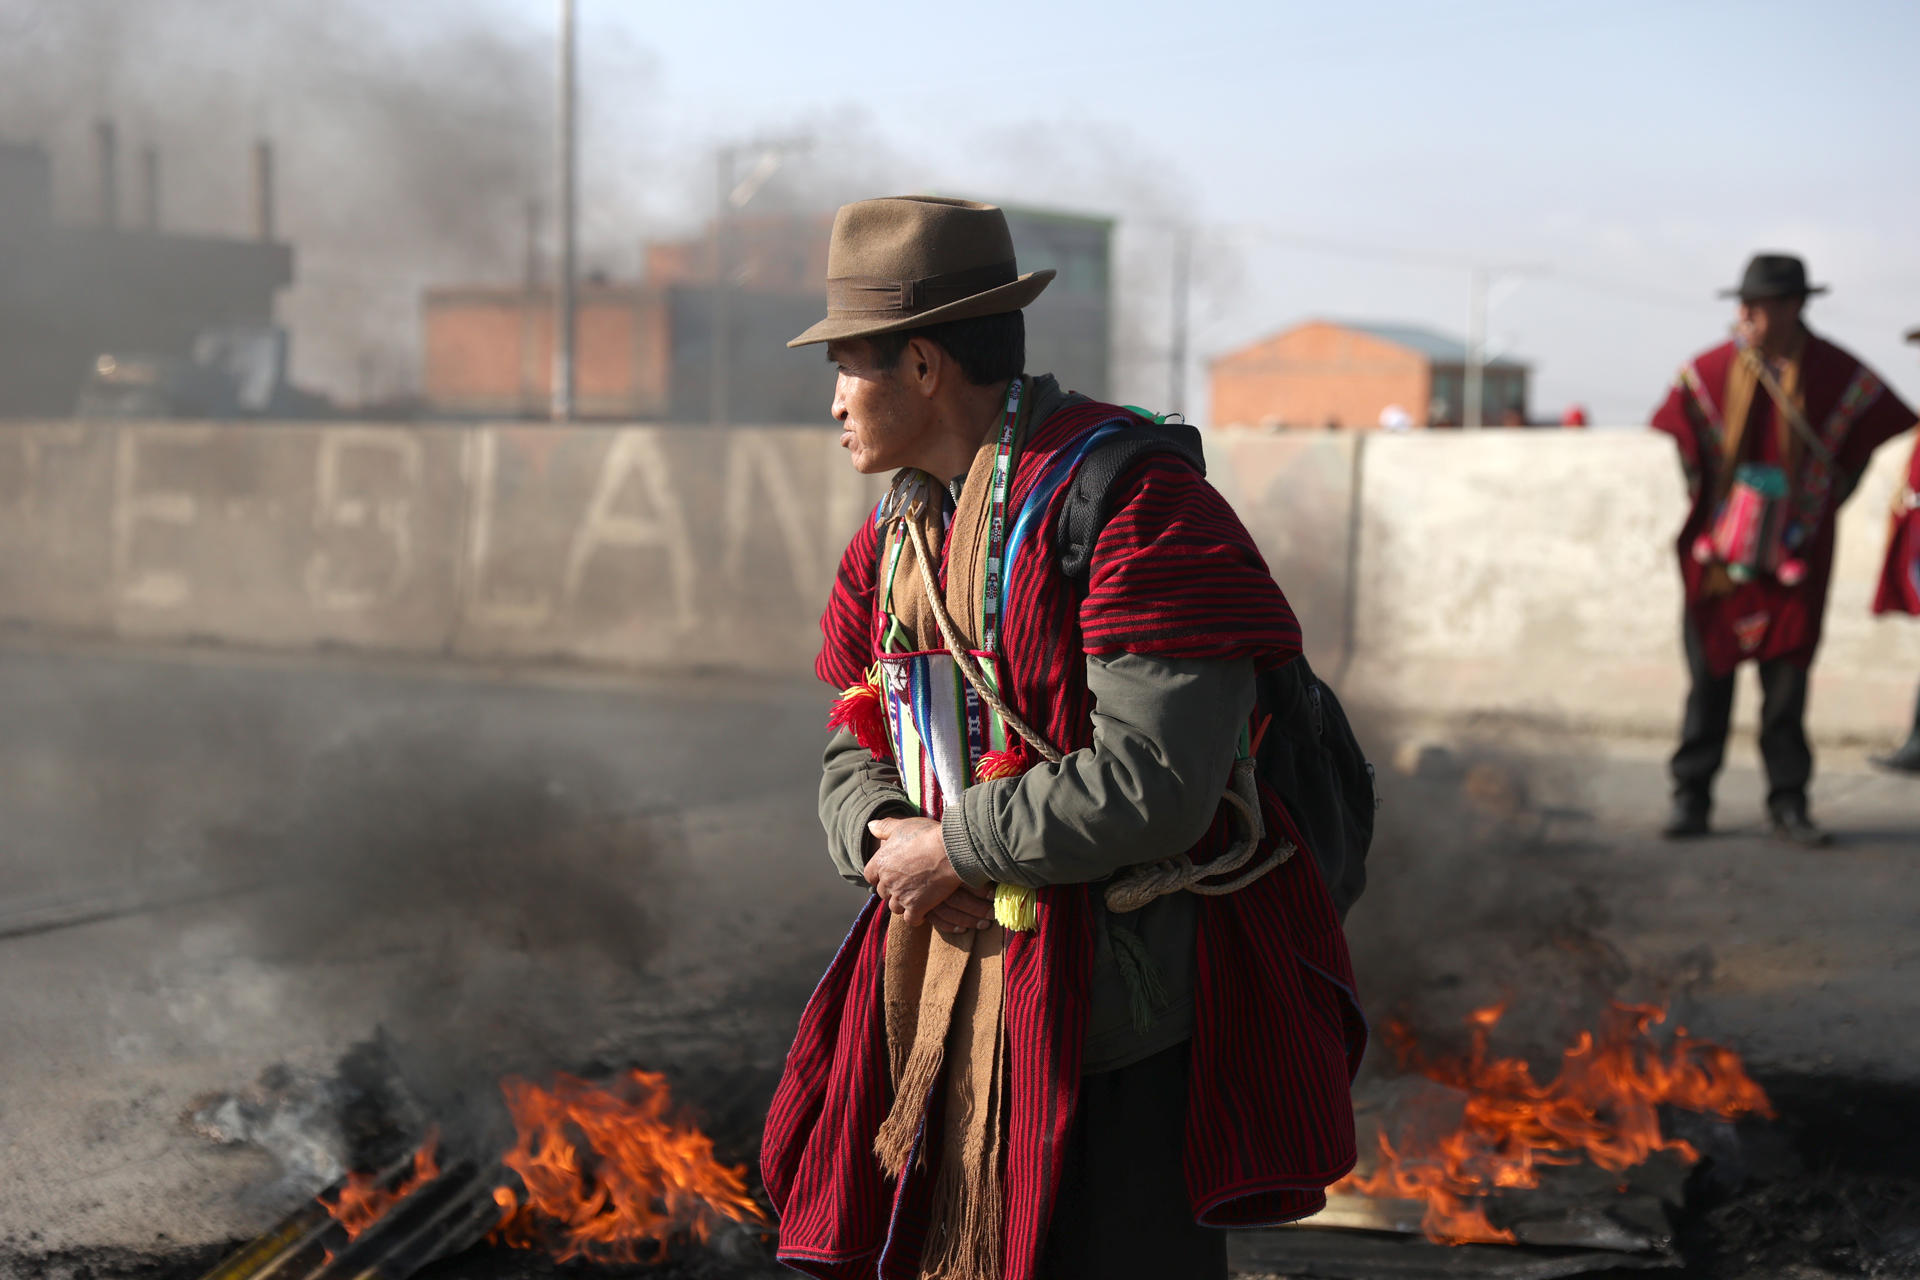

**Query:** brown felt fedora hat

left=787, top=196, right=1054, bottom=348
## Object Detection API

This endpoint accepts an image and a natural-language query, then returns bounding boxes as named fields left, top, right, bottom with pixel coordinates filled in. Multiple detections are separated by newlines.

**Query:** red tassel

left=828, top=680, right=892, bottom=762
left=975, top=740, right=1030, bottom=783
left=1249, top=712, right=1274, bottom=758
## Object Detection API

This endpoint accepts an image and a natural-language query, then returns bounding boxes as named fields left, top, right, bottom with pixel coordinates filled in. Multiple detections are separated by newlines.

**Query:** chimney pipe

left=140, top=145, right=160, bottom=232
left=524, top=198, right=541, bottom=292
left=95, top=119, right=118, bottom=230
left=252, top=138, right=275, bottom=242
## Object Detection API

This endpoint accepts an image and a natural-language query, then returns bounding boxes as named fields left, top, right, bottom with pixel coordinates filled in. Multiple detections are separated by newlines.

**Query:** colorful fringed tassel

left=975, top=740, right=1039, bottom=931
left=974, top=740, right=1029, bottom=783
left=827, top=675, right=891, bottom=762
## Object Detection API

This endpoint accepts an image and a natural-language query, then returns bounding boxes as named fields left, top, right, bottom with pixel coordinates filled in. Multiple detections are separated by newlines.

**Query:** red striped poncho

left=761, top=397, right=1367, bottom=1279
left=1652, top=335, right=1915, bottom=675
left=1873, top=433, right=1920, bottom=617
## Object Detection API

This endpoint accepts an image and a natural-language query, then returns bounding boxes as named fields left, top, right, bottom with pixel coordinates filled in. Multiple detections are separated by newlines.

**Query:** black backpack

left=1053, top=412, right=1376, bottom=919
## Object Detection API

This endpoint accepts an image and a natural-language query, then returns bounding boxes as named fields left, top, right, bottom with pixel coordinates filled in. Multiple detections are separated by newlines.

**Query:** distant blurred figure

left=1869, top=326, right=1920, bottom=775
left=1379, top=404, right=1413, bottom=431
left=1561, top=404, right=1590, bottom=428
left=1650, top=254, right=1916, bottom=844
left=1499, top=405, right=1527, bottom=427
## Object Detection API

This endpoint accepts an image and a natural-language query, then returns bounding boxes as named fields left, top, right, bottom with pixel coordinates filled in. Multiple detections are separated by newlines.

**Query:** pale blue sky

left=558, top=0, right=1919, bottom=423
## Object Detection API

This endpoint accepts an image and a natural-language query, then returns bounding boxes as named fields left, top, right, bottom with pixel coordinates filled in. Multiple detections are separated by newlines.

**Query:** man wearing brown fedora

left=760, top=196, right=1363, bottom=1279
left=1651, top=253, right=1915, bottom=843
left=1868, top=326, right=1920, bottom=774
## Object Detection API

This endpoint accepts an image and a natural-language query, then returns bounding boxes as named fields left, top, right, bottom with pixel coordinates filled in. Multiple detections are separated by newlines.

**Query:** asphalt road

left=0, top=638, right=1913, bottom=1276
left=0, top=638, right=852, bottom=1270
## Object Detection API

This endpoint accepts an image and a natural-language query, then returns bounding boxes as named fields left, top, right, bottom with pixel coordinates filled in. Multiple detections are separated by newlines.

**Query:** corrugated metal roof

left=1339, top=320, right=1527, bottom=368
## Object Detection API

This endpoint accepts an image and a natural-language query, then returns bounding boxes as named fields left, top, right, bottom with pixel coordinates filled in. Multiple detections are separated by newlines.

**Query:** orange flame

left=320, top=1131, right=441, bottom=1242
left=308, top=1071, right=763, bottom=1263
left=488, top=1068, right=768, bottom=1263
left=1336, top=1002, right=1772, bottom=1245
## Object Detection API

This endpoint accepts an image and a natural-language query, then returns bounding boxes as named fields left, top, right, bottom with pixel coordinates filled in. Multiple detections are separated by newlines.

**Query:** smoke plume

left=0, top=1, right=658, bottom=404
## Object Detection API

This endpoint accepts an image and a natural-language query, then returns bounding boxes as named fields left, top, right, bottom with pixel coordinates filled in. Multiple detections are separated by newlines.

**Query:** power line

left=1546, top=270, right=1709, bottom=316
left=1135, top=215, right=1473, bottom=271
left=551, top=0, right=577, bottom=423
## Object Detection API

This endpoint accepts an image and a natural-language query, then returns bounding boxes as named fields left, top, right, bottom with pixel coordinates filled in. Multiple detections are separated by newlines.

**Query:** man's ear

left=902, top=336, right=945, bottom=400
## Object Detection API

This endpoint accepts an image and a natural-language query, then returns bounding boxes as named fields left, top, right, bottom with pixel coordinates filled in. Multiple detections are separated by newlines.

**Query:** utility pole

left=251, top=139, right=274, bottom=241
left=1464, top=262, right=1547, bottom=428
left=1464, top=266, right=1486, bottom=430
left=139, top=145, right=159, bottom=232
left=709, top=145, right=732, bottom=428
left=1168, top=226, right=1192, bottom=412
left=522, top=198, right=544, bottom=415
left=94, top=119, right=117, bottom=230
left=551, top=0, right=577, bottom=423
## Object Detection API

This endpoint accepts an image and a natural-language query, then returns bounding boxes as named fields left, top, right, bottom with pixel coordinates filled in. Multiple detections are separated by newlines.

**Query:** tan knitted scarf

left=1721, top=333, right=1806, bottom=483
left=872, top=407, right=1019, bottom=1280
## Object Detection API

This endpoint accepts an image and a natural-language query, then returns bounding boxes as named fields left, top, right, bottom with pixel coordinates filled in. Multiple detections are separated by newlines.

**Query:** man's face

left=1737, top=296, right=1804, bottom=352
left=827, top=338, right=928, bottom=474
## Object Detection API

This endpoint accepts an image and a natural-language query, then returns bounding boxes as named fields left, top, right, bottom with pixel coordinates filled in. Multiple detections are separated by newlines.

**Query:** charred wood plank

left=196, top=1201, right=338, bottom=1280
left=194, top=1151, right=432, bottom=1280
left=306, top=1161, right=499, bottom=1280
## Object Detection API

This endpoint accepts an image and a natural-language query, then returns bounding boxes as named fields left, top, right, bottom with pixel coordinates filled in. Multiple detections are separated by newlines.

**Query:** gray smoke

left=0, top=5, right=1232, bottom=415
left=1337, top=702, right=1712, bottom=1071
left=0, top=1, right=659, bottom=404
left=189, top=717, right=667, bottom=1151
left=954, top=119, right=1247, bottom=414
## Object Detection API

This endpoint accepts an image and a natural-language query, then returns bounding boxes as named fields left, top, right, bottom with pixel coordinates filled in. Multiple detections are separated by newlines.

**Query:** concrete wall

left=1330, top=429, right=1920, bottom=741
left=0, top=421, right=886, bottom=673
left=1203, top=428, right=1363, bottom=671
left=1, top=419, right=1915, bottom=739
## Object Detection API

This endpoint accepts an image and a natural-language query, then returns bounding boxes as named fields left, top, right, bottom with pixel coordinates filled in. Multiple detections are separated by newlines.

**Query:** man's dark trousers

left=1040, top=1042, right=1227, bottom=1280
left=1672, top=618, right=1813, bottom=806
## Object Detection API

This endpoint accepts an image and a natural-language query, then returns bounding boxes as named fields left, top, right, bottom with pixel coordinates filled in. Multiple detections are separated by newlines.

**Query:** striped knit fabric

left=764, top=398, right=1365, bottom=1279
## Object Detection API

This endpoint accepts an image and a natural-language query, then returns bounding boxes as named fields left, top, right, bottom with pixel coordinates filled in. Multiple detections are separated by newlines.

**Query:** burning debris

left=320, top=1135, right=441, bottom=1246
left=197, top=1070, right=766, bottom=1280
left=1322, top=1002, right=1771, bottom=1248
left=490, top=1069, right=765, bottom=1263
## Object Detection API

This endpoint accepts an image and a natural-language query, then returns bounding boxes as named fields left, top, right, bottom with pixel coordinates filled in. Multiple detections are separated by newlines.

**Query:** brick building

left=1209, top=319, right=1529, bottom=429
left=422, top=282, right=825, bottom=422
left=421, top=203, right=1113, bottom=422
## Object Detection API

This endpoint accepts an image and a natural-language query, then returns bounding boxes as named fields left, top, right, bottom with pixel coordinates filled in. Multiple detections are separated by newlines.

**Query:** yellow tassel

left=994, top=883, right=1037, bottom=932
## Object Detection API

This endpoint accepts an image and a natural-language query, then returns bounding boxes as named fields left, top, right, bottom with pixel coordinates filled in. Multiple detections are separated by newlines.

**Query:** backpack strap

left=1053, top=417, right=1207, bottom=579
left=1035, top=414, right=1292, bottom=912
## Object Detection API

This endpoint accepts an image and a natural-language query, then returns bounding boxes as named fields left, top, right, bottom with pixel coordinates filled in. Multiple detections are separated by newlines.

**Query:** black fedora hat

left=1720, top=253, right=1828, bottom=300
left=1907, top=326, right=1919, bottom=344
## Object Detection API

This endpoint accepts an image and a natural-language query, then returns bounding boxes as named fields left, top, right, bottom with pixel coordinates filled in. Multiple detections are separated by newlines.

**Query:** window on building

left=1060, top=247, right=1107, bottom=297
left=1430, top=369, right=1462, bottom=424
